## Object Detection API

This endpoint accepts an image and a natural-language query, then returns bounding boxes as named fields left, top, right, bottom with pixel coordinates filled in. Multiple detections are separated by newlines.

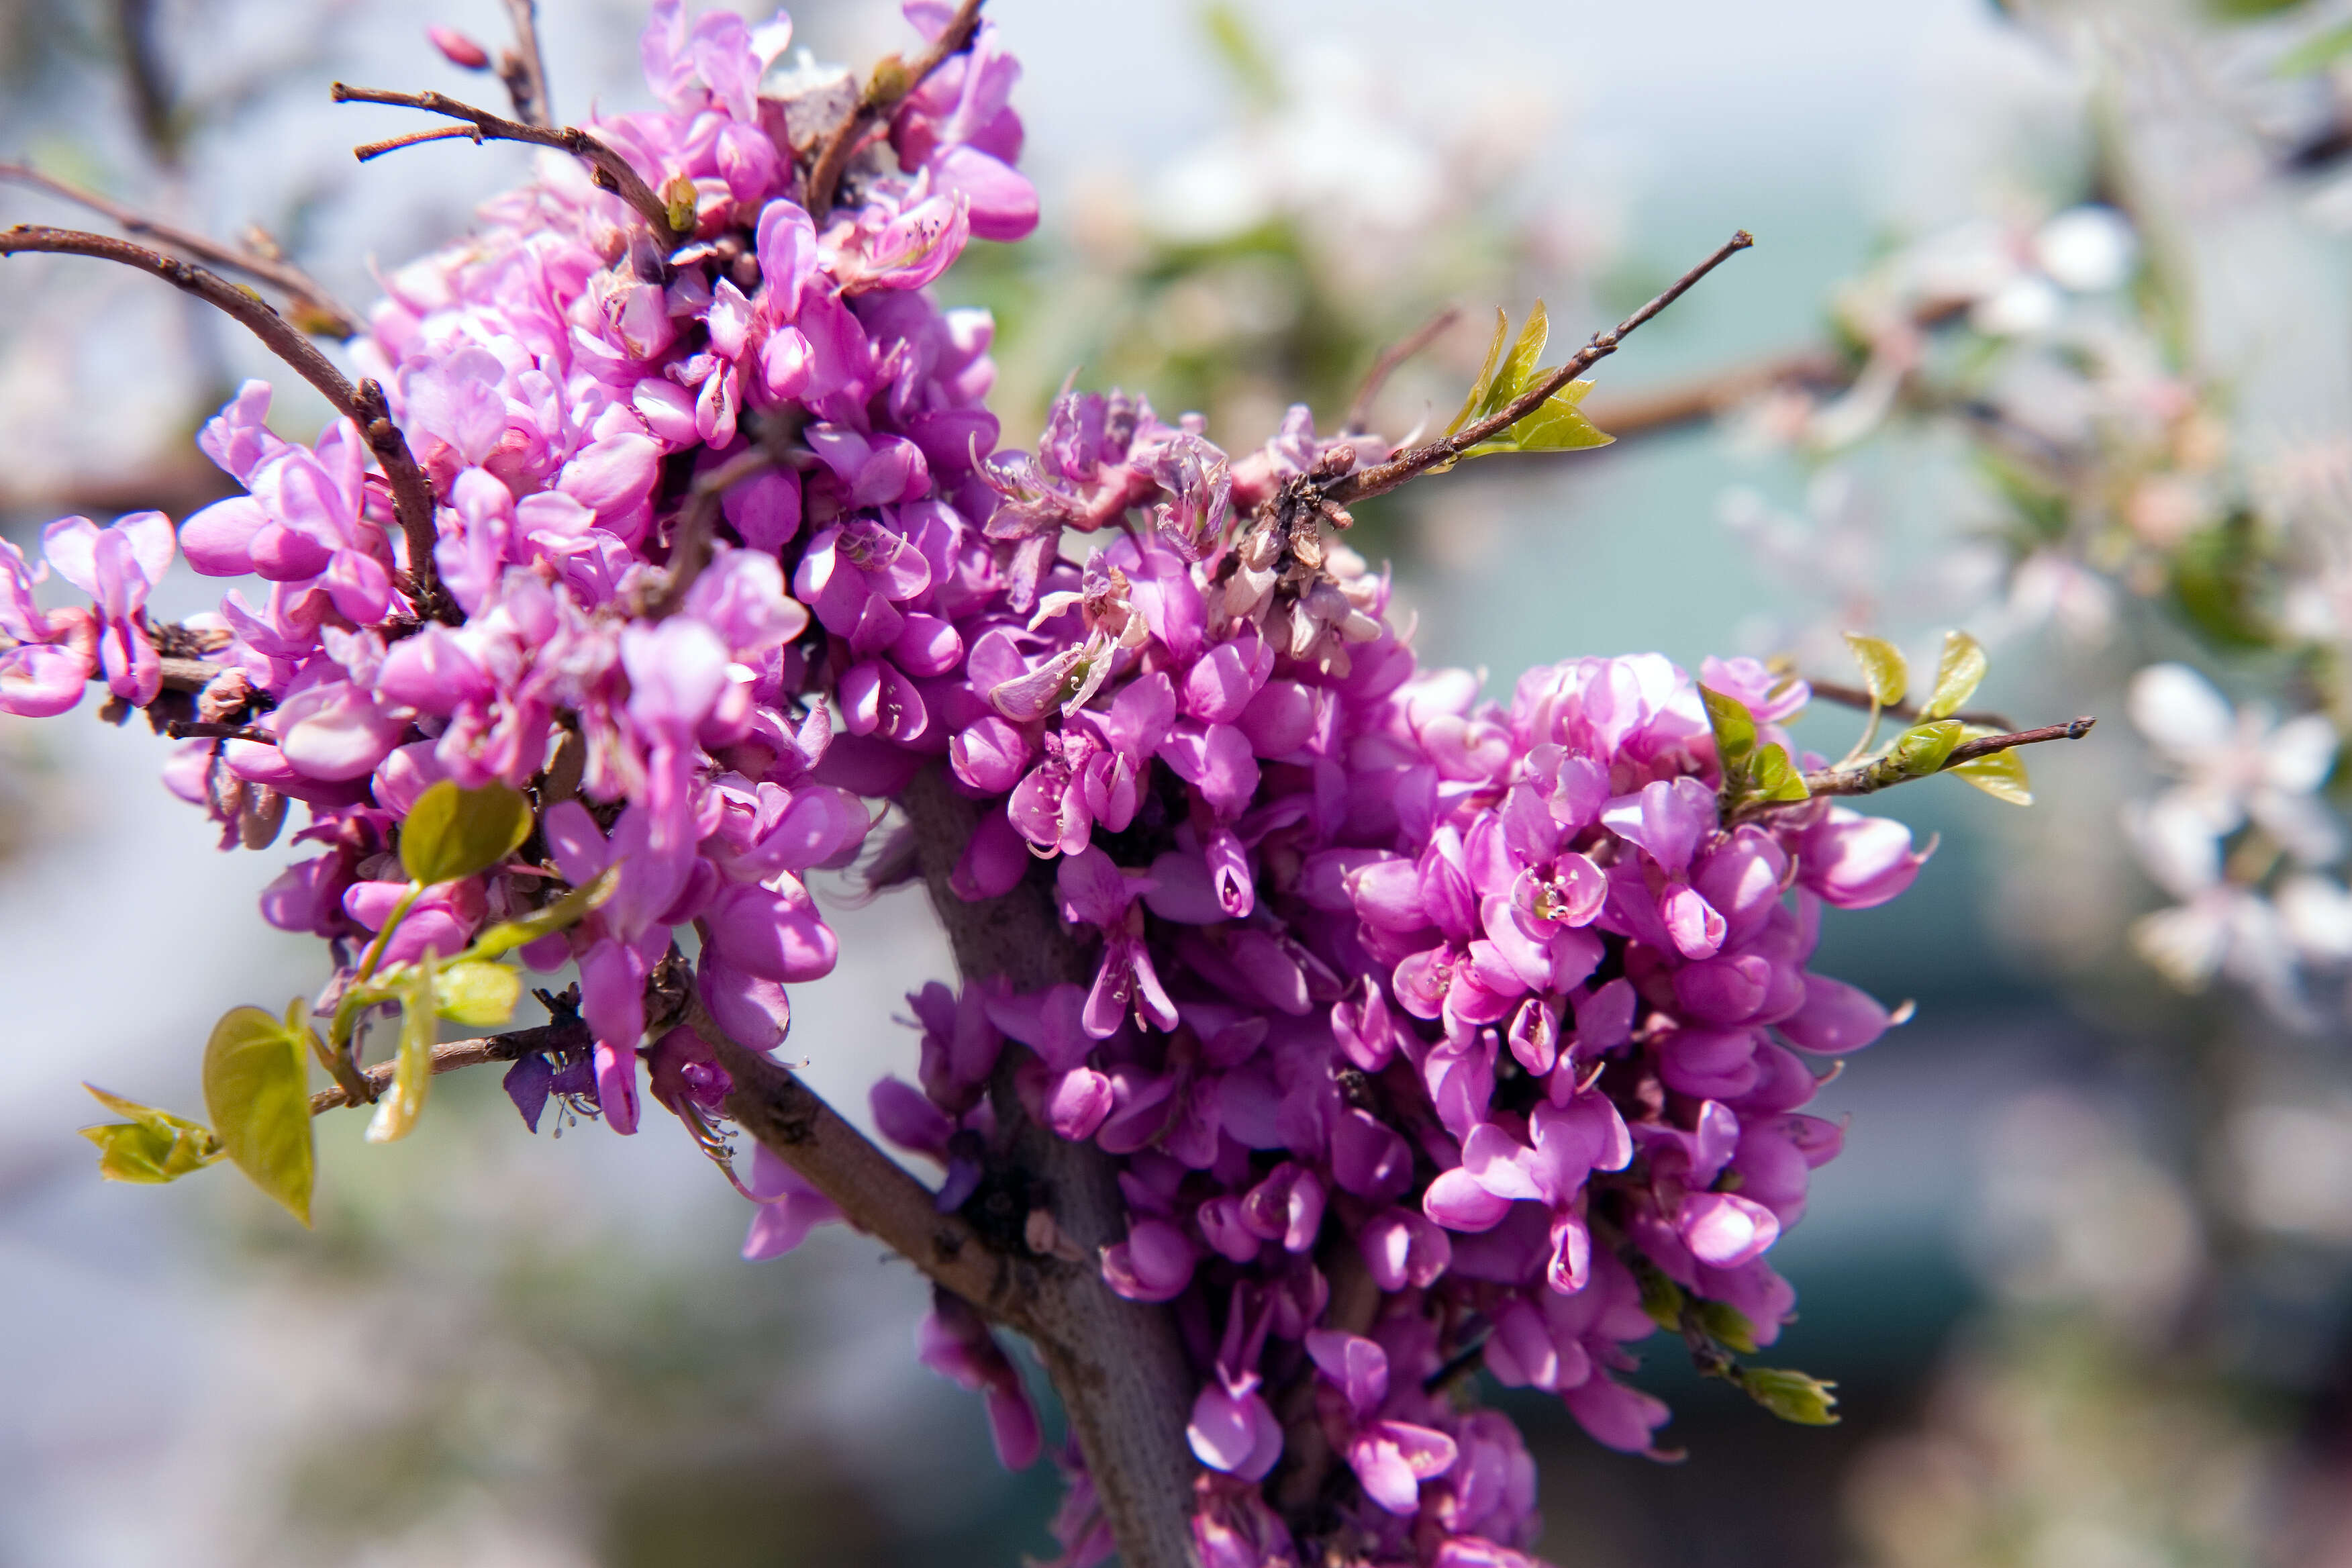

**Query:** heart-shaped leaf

left=434, top=959, right=522, bottom=1028
left=1843, top=633, right=1908, bottom=709
left=201, top=1006, right=315, bottom=1225
left=1922, top=630, right=1988, bottom=720
left=399, top=780, right=533, bottom=887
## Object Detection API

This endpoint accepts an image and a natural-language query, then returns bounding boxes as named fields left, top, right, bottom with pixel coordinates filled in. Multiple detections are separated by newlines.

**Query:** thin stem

left=329, top=83, right=681, bottom=243
left=0, top=160, right=359, bottom=336
left=1326, top=230, right=1755, bottom=505
left=1342, top=306, right=1460, bottom=434
left=309, top=1016, right=587, bottom=1115
left=113, top=0, right=179, bottom=168
left=1575, top=344, right=1848, bottom=440
left=0, top=225, right=450, bottom=620
left=162, top=720, right=272, bottom=743
left=1798, top=716, right=2097, bottom=803
left=802, top=0, right=987, bottom=220
left=1806, top=677, right=2013, bottom=734
left=686, top=994, right=1051, bottom=1342
left=646, top=447, right=776, bottom=618
left=353, top=125, right=485, bottom=161
left=497, top=0, right=554, bottom=130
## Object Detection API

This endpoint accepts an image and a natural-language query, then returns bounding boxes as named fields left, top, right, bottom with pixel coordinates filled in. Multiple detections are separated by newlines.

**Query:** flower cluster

left=823, top=440, right=1922, bottom=1555
left=11, top=5, right=1940, bottom=1563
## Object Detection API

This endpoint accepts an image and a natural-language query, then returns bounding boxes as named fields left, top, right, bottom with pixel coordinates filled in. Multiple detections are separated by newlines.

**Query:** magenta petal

left=1779, top=973, right=1893, bottom=1054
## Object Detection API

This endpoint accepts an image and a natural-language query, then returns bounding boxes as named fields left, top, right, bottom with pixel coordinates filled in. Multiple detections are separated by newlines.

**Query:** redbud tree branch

left=0, top=160, right=360, bottom=336
left=1342, top=305, right=1460, bottom=434
left=1804, top=678, right=2014, bottom=734
left=1325, top=229, right=1755, bottom=505
left=328, top=84, right=683, bottom=244
left=307, top=1015, right=586, bottom=1114
left=1799, top=716, right=2097, bottom=803
left=497, top=0, right=554, bottom=130
left=898, top=765, right=1204, bottom=1568
left=0, top=225, right=453, bottom=622
left=802, top=0, right=987, bottom=220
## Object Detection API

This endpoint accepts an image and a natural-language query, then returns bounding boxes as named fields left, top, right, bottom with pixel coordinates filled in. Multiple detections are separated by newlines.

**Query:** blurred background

left=7, top=0, right=2352, bottom=1563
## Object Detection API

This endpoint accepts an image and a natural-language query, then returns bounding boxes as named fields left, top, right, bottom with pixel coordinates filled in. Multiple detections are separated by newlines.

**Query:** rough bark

left=900, top=765, right=1204, bottom=1568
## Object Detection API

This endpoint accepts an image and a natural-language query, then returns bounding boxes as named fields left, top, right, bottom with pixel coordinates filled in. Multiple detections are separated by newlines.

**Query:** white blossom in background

left=2125, top=662, right=2345, bottom=1021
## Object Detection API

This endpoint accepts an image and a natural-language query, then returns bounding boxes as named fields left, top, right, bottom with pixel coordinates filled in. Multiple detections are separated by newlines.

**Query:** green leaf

left=469, top=866, right=622, bottom=959
left=1740, top=1366, right=1841, bottom=1426
left=1888, top=720, right=1965, bottom=779
left=1445, top=308, right=1510, bottom=436
left=1465, top=378, right=1614, bottom=456
left=1948, top=746, right=2034, bottom=806
left=1921, top=631, right=1988, bottom=721
left=1199, top=3, right=1281, bottom=106
left=1843, top=632, right=1908, bottom=709
left=366, top=952, right=440, bottom=1145
left=1701, top=685, right=1760, bottom=779
left=1474, top=301, right=1551, bottom=422
left=399, top=780, right=534, bottom=887
left=1638, top=1267, right=1686, bottom=1334
left=1749, top=743, right=1810, bottom=802
left=434, top=960, right=522, bottom=1028
left=201, top=1006, right=315, bottom=1226
left=2277, top=18, right=2352, bottom=74
left=1698, top=1300, right=1760, bottom=1356
left=79, top=1085, right=221, bottom=1183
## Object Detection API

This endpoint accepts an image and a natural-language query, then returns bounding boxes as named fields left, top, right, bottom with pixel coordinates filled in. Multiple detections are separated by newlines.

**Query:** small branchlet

left=497, top=0, right=554, bottom=129
left=801, top=0, right=987, bottom=219
left=0, top=225, right=453, bottom=622
left=1324, top=230, right=1755, bottom=505
left=329, top=83, right=682, bottom=243
left=1800, top=716, right=2096, bottom=802
left=0, top=160, right=358, bottom=335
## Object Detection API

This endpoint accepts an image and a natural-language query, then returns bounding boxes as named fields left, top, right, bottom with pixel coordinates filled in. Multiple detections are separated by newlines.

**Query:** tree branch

left=899, top=765, right=1204, bottom=1568
left=0, top=226, right=452, bottom=620
left=1342, top=306, right=1459, bottom=434
left=1798, top=716, right=2096, bottom=803
left=802, top=0, right=987, bottom=220
left=0, top=161, right=359, bottom=336
left=689, top=996, right=1052, bottom=1343
left=1577, top=344, right=1849, bottom=441
left=329, top=84, right=682, bottom=243
left=496, top=0, right=554, bottom=130
left=1804, top=678, right=2013, bottom=734
left=307, top=1015, right=587, bottom=1114
left=1325, top=230, right=1755, bottom=505
left=645, top=446, right=776, bottom=618
left=113, top=0, right=180, bottom=168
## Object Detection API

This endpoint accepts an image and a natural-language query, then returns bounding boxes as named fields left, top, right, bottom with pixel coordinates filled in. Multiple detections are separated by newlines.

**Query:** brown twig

left=646, top=447, right=777, bottom=618
left=0, top=161, right=360, bottom=336
left=162, top=720, right=273, bottom=744
left=1578, top=345, right=1849, bottom=440
left=1805, top=678, right=2014, bottom=734
left=352, top=125, right=486, bottom=161
left=329, top=84, right=681, bottom=243
left=801, top=0, right=987, bottom=220
left=114, top=0, right=179, bottom=168
left=307, top=1016, right=588, bottom=1115
left=689, top=995, right=1050, bottom=1342
left=1342, top=306, right=1461, bottom=435
left=1326, top=230, right=1756, bottom=505
left=497, top=0, right=554, bottom=130
left=0, top=226, right=452, bottom=621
